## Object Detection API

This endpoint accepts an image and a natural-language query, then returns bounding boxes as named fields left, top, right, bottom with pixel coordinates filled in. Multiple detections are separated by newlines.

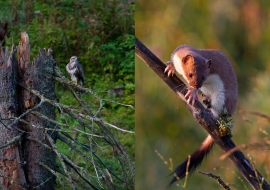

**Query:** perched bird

left=66, top=56, right=84, bottom=86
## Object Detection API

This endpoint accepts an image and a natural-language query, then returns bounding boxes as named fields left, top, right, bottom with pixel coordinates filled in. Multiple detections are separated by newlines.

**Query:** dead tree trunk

left=0, top=46, right=26, bottom=189
left=18, top=32, right=57, bottom=189
left=0, top=32, right=57, bottom=189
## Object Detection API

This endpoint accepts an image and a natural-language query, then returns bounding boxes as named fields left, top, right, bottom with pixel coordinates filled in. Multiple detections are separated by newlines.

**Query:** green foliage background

left=0, top=0, right=134, bottom=189
left=136, top=0, right=270, bottom=190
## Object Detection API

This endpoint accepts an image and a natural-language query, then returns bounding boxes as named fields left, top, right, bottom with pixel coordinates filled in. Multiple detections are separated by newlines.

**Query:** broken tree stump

left=0, top=32, right=57, bottom=190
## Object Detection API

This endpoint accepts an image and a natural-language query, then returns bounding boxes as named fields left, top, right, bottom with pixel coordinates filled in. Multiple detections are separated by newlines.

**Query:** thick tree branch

left=135, top=37, right=270, bottom=190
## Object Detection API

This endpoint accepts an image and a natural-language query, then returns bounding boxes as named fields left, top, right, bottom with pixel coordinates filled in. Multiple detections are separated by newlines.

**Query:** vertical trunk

left=0, top=32, right=57, bottom=189
left=0, top=46, right=26, bottom=189
left=18, top=32, right=57, bottom=189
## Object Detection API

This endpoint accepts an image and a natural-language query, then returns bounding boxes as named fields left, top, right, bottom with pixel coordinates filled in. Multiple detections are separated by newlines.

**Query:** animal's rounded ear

left=182, top=55, right=194, bottom=64
left=206, top=59, right=211, bottom=68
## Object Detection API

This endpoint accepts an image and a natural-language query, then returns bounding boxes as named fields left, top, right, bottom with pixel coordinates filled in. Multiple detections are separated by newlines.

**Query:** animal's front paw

left=202, top=95, right=211, bottom=108
left=185, top=87, right=199, bottom=105
left=164, top=61, right=175, bottom=77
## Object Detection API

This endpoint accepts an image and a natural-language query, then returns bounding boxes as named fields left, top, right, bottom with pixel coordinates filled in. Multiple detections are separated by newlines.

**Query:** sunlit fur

left=168, top=45, right=237, bottom=186
left=172, top=55, right=189, bottom=84
left=200, top=74, right=225, bottom=118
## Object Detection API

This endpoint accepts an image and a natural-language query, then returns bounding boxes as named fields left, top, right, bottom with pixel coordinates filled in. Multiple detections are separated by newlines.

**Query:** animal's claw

left=185, top=87, right=199, bottom=105
left=202, top=96, right=211, bottom=108
left=164, top=61, right=175, bottom=77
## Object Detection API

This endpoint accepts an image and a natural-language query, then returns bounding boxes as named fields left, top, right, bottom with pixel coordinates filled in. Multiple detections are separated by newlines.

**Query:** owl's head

left=70, top=56, right=78, bottom=63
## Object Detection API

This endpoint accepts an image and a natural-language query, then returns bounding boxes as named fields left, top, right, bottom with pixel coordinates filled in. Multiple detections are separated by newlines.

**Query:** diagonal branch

left=135, top=36, right=270, bottom=190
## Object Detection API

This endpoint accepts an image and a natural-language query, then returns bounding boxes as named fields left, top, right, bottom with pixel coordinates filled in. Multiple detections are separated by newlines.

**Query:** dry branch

left=135, top=37, right=270, bottom=190
left=199, top=171, right=231, bottom=190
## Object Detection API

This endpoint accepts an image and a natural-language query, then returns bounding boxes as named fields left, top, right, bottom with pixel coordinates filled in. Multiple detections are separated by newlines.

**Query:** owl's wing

left=75, top=63, right=84, bottom=85
left=66, top=63, right=72, bottom=77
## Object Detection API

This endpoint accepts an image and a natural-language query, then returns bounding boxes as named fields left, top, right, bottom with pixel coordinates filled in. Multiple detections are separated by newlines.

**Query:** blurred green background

left=136, top=0, right=270, bottom=189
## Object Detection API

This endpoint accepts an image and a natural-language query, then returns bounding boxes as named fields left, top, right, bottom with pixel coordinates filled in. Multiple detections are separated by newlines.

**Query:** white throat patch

left=172, top=54, right=189, bottom=84
left=200, top=74, right=225, bottom=117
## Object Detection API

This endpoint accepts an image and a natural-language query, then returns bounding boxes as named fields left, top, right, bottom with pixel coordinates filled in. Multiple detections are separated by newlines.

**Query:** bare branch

left=39, top=162, right=89, bottom=189
left=199, top=171, right=231, bottom=190
left=239, top=110, right=270, bottom=122
left=7, top=99, right=44, bottom=129
left=61, top=153, right=99, bottom=190
left=0, top=134, right=22, bottom=150
left=45, top=133, right=76, bottom=189
left=55, top=66, right=134, bottom=110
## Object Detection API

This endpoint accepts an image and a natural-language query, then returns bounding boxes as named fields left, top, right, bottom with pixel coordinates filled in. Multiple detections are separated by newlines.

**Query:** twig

left=58, top=133, right=126, bottom=184
left=2, top=99, right=44, bottom=130
left=0, top=134, right=22, bottom=150
left=199, top=171, right=231, bottom=190
left=32, top=177, right=53, bottom=189
left=40, top=162, right=89, bottom=189
left=183, top=155, right=191, bottom=188
left=32, top=111, right=103, bottom=137
left=54, top=67, right=134, bottom=110
left=239, top=110, right=270, bottom=122
left=38, top=162, right=63, bottom=181
left=78, top=112, right=134, bottom=134
left=45, top=133, right=76, bottom=190
left=58, top=131, right=109, bottom=188
left=61, top=153, right=99, bottom=190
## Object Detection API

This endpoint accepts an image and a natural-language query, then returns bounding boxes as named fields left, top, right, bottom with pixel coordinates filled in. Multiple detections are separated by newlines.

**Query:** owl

left=66, top=56, right=84, bottom=86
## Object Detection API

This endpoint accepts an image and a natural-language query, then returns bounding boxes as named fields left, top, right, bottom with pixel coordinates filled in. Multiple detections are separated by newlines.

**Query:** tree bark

left=0, top=46, right=26, bottom=189
left=0, top=32, right=57, bottom=189
left=18, top=32, right=57, bottom=189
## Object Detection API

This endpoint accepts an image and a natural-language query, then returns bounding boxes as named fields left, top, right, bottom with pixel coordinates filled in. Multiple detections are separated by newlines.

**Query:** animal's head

left=70, top=56, right=78, bottom=63
left=181, top=54, right=211, bottom=89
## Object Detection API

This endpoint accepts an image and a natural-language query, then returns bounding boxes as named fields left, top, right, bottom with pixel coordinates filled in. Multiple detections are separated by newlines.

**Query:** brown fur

left=169, top=45, right=238, bottom=185
left=172, top=45, right=238, bottom=114
left=181, top=54, right=211, bottom=89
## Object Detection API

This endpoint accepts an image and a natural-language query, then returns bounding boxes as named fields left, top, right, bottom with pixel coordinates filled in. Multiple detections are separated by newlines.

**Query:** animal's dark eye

left=202, top=76, right=205, bottom=80
left=189, top=73, right=193, bottom=78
